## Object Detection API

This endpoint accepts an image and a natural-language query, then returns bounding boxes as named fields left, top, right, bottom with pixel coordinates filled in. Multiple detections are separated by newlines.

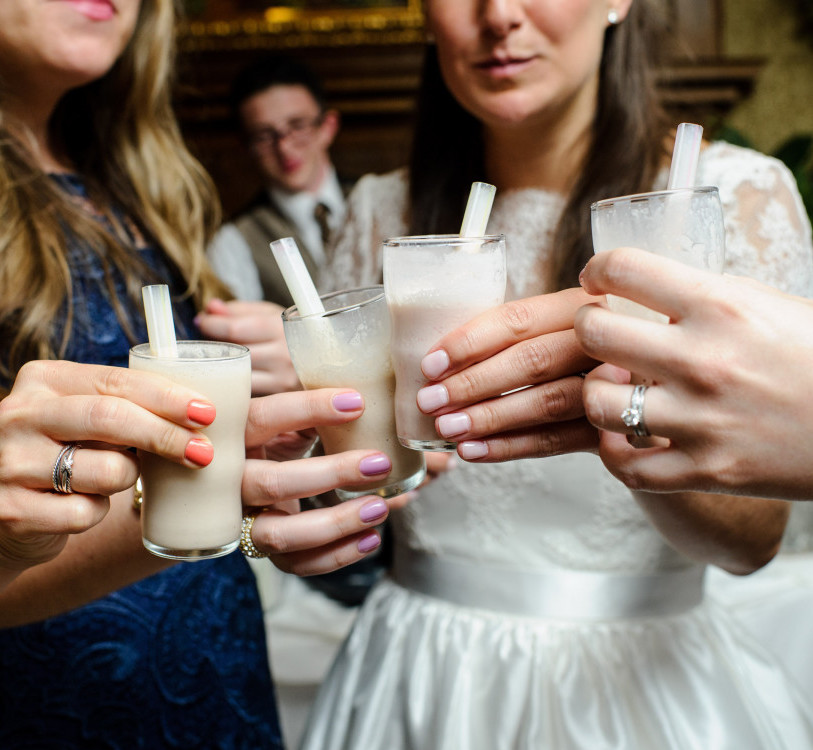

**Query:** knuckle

left=262, top=518, right=293, bottom=555
left=530, top=427, right=569, bottom=458
left=85, top=397, right=126, bottom=433
left=529, top=381, right=578, bottom=422
left=98, top=365, right=131, bottom=397
left=499, top=300, right=536, bottom=338
left=451, top=367, right=487, bottom=402
left=515, top=339, right=555, bottom=382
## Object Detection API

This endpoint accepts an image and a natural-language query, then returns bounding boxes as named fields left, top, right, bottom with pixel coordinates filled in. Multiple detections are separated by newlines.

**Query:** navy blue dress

left=0, top=175, right=284, bottom=749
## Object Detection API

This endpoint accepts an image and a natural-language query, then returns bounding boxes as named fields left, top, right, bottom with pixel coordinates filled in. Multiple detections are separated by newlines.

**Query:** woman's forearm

left=633, top=490, right=790, bottom=575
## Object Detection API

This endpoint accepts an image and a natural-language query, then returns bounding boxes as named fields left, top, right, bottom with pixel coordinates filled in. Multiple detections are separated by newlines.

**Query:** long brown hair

left=0, top=0, right=229, bottom=386
left=408, top=0, right=671, bottom=289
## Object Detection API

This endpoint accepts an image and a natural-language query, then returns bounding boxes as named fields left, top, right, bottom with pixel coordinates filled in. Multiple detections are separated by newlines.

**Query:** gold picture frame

left=179, top=0, right=426, bottom=51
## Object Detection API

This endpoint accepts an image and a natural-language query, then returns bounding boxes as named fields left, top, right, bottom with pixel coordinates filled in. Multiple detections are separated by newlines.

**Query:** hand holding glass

left=282, top=285, right=426, bottom=500
left=591, top=186, right=726, bottom=324
left=129, top=341, right=251, bottom=560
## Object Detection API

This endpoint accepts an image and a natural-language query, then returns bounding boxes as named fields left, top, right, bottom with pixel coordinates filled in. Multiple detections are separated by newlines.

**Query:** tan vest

left=233, top=203, right=320, bottom=309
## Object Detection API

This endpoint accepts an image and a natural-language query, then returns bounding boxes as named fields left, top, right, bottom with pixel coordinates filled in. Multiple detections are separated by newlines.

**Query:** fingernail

left=416, top=384, right=449, bottom=413
left=357, top=532, right=381, bottom=553
left=458, top=440, right=488, bottom=460
left=333, top=391, right=364, bottom=412
left=437, top=412, right=471, bottom=438
left=185, top=438, right=214, bottom=466
left=421, top=349, right=450, bottom=379
left=578, top=264, right=587, bottom=286
left=187, top=400, right=216, bottom=426
left=359, top=498, right=388, bottom=523
left=359, top=454, right=391, bottom=476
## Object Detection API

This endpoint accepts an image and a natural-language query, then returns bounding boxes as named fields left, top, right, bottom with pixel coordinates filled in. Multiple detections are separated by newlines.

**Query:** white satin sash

left=392, top=546, right=705, bottom=620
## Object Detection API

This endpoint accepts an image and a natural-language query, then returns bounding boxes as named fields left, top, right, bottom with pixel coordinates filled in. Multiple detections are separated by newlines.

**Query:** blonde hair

left=0, top=0, right=230, bottom=386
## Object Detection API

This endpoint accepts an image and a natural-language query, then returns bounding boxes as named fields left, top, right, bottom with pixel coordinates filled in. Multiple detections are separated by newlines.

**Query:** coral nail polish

left=185, top=438, right=214, bottom=467
left=187, top=400, right=216, bottom=425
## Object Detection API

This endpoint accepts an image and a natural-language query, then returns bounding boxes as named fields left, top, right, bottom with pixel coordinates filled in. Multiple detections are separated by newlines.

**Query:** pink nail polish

left=333, top=391, right=364, bottom=412
left=359, top=454, right=392, bottom=476
left=416, top=384, right=449, bottom=413
left=421, top=349, right=450, bottom=379
left=458, top=441, right=488, bottom=460
left=437, top=412, right=471, bottom=438
left=360, top=498, right=388, bottom=523
left=187, top=400, right=216, bottom=426
left=185, top=438, right=214, bottom=466
left=357, top=532, right=381, bottom=553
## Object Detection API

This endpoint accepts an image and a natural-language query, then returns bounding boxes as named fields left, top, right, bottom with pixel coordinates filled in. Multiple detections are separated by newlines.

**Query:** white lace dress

left=300, top=142, right=813, bottom=750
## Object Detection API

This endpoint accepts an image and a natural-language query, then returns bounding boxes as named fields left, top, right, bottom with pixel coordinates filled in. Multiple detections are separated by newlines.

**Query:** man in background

left=208, top=55, right=348, bottom=304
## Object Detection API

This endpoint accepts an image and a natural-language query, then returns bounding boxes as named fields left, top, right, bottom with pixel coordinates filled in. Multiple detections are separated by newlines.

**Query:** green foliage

left=716, top=126, right=813, bottom=225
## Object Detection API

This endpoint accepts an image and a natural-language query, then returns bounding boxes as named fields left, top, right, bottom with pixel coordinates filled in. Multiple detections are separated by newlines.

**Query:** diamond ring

left=620, top=384, right=650, bottom=438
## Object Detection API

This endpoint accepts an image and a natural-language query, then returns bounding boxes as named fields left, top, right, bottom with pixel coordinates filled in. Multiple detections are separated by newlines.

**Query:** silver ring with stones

left=52, top=443, right=81, bottom=494
left=621, top=385, right=650, bottom=437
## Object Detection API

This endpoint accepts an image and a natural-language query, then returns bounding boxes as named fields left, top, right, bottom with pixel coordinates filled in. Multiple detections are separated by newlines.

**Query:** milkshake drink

left=383, top=235, right=506, bottom=451
left=591, top=186, right=726, bottom=324
left=282, top=286, right=426, bottom=500
left=129, top=341, right=251, bottom=560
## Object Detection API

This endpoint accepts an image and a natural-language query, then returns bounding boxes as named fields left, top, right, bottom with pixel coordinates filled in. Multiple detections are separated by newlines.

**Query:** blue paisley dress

left=0, top=175, right=283, bottom=750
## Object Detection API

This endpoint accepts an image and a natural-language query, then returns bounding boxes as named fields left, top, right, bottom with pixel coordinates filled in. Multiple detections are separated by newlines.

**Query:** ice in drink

left=283, top=286, right=426, bottom=500
left=129, top=341, right=251, bottom=560
left=383, top=235, right=506, bottom=451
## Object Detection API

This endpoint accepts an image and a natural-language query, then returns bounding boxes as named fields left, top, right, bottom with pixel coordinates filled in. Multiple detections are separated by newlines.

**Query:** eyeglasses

left=247, top=115, right=325, bottom=149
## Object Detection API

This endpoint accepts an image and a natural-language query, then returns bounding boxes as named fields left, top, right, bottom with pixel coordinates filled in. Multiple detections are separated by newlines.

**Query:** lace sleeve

left=709, top=144, right=813, bottom=297
left=318, top=171, right=409, bottom=293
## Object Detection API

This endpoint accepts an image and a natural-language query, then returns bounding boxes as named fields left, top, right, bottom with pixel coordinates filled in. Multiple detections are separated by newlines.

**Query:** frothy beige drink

left=129, top=341, right=251, bottom=560
left=383, top=235, right=506, bottom=451
left=591, top=186, right=725, bottom=324
left=283, top=286, right=426, bottom=500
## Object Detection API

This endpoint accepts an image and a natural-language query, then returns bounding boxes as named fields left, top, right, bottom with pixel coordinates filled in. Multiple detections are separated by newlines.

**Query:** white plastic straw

left=269, top=237, right=326, bottom=317
left=667, top=123, right=703, bottom=190
left=142, top=284, right=178, bottom=358
left=460, top=182, right=497, bottom=237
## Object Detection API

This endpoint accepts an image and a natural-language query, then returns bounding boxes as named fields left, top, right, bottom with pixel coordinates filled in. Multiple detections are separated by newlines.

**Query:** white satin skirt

left=299, top=554, right=813, bottom=750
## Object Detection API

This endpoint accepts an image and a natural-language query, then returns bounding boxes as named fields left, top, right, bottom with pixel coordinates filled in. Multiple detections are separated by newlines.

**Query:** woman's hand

left=0, top=360, right=218, bottom=586
left=576, top=246, right=813, bottom=500
left=240, top=388, right=404, bottom=576
left=414, top=288, right=600, bottom=462
left=195, top=298, right=299, bottom=396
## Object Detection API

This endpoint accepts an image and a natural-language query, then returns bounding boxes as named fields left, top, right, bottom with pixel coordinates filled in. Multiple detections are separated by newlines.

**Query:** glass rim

left=282, top=284, right=384, bottom=322
left=382, top=233, right=505, bottom=248
left=129, top=340, right=250, bottom=362
left=591, top=185, right=719, bottom=211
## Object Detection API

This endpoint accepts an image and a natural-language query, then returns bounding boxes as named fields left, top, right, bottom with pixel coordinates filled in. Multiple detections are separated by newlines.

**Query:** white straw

left=269, top=237, right=326, bottom=317
left=460, top=182, right=496, bottom=237
left=142, top=284, right=178, bottom=358
left=667, top=123, right=703, bottom=190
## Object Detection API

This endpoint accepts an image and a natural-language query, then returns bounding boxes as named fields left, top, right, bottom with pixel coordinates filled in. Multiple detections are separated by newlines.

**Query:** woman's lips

left=476, top=56, right=537, bottom=79
left=64, top=0, right=115, bottom=21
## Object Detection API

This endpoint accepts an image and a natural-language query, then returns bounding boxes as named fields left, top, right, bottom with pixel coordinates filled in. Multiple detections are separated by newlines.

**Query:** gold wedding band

left=240, top=513, right=270, bottom=559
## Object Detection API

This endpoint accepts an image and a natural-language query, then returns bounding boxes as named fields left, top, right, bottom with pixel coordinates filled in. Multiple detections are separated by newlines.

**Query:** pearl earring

left=608, top=8, right=620, bottom=24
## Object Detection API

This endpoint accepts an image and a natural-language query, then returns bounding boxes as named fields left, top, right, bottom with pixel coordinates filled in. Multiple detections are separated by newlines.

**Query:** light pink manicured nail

left=359, top=498, right=388, bottom=523
left=333, top=391, right=364, bottom=412
left=416, top=384, right=449, bottom=413
left=359, top=454, right=392, bottom=476
left=421, top=349, right=450, bottom=379
left=357, top=532, right=381, bottom=553
left=437, top=412, right=471, bottom=438
left=458, top=441, right=489, bottom=460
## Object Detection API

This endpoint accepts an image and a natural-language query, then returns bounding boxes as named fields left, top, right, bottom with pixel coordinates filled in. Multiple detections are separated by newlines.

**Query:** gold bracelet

left=240, top=513, right=269, bottom=559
